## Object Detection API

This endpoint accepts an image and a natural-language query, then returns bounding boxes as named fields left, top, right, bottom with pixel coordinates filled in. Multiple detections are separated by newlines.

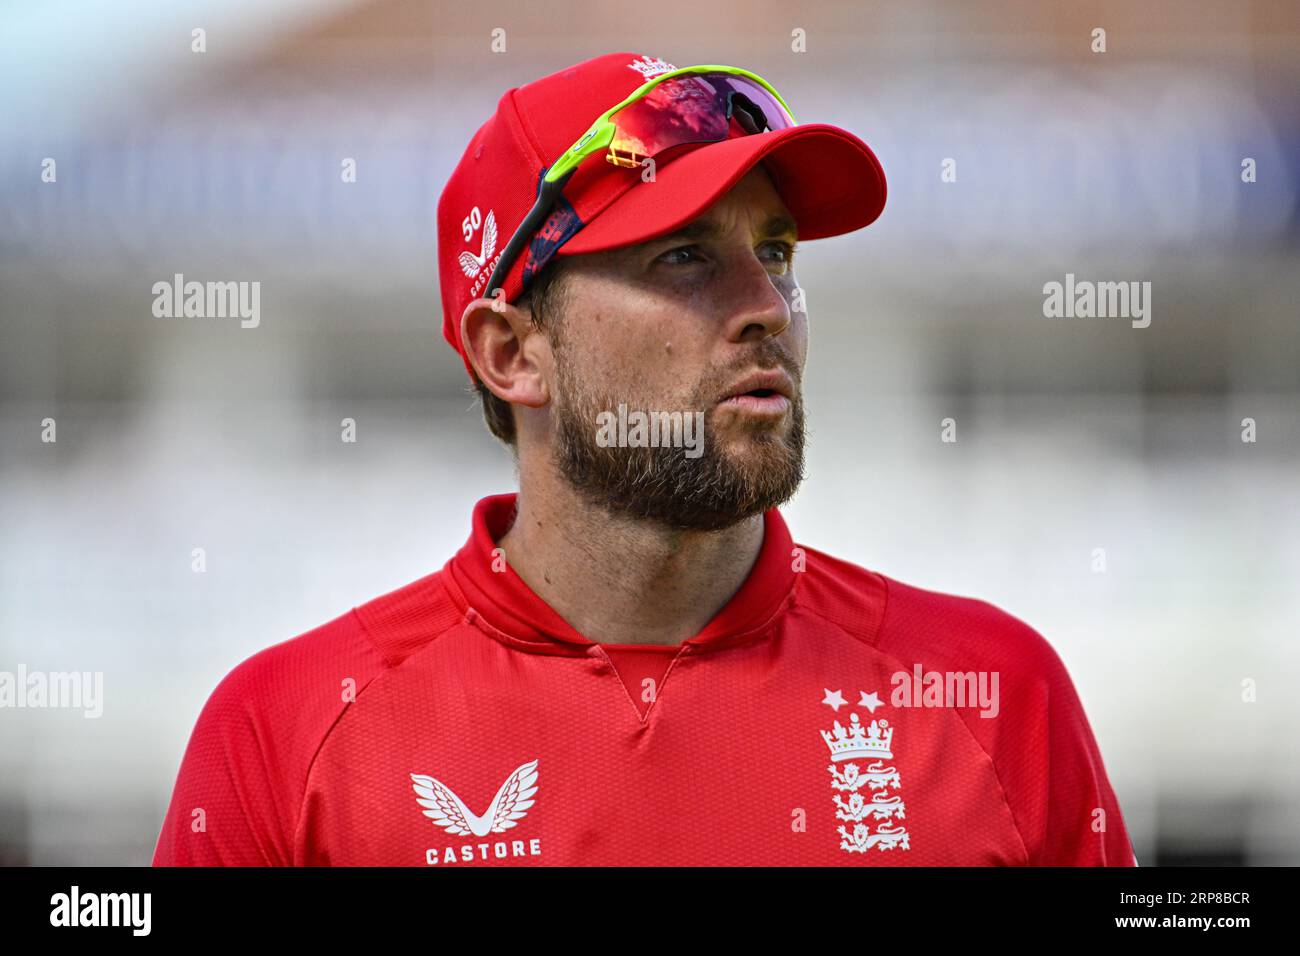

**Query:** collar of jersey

left=442, top=492, right=800, bottom=656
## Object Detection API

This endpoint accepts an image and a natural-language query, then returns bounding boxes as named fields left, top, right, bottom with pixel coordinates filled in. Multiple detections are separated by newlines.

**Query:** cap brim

left=559, top=123, right=886, bottom=255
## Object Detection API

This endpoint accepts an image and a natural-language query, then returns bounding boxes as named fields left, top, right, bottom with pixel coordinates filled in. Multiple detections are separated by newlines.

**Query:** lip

left=720, top=392, right=790, bottom=416
left=718, top=369, right=795, bottom=416
left=720, top=369, right=795, bottom=402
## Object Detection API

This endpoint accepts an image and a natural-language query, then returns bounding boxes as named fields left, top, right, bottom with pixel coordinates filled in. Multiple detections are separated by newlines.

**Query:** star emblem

left=858, top=690, right=882, bottom=713
left=822, top=689, right=847, bottom=711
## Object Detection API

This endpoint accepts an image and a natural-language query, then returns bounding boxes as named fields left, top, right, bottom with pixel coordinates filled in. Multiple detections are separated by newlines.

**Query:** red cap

left=436, top=52, right=887, bottom=380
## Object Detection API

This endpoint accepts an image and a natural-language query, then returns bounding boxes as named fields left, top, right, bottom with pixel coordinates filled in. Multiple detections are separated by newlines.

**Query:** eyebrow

left=652, top=212, right=799, bottom=245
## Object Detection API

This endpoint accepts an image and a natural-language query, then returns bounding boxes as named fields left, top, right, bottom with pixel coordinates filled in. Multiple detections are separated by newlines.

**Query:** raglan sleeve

left=153, top=610, right=387, bottom=866
left=1028, top=639, right=1138, bottom=866
left=875, top=581, right=1139, bottom=867
left=152, top=653, right=298, bottom=866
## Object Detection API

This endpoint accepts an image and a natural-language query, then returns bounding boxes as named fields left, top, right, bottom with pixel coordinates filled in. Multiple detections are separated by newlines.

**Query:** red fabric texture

left=153, top=494, right=1136, bottom=866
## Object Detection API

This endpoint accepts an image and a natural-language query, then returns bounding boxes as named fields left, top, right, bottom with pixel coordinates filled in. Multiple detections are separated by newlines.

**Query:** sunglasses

left=484, top=65, right=797, bottom=299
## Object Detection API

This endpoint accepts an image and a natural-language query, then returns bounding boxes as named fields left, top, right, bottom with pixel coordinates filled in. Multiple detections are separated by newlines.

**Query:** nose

left=717, top=247, right=792, bottom=344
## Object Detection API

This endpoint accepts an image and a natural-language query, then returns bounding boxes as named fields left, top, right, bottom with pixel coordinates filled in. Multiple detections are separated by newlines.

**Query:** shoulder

left=192, top=606, right=378, bottom=764
left=794, top=543, right=1064, bottom=681
left=874, top=573, right=1065, bottom=680
left=155, top=569, right=467, bottom=864
left=199, top=567, right=463, bottom=744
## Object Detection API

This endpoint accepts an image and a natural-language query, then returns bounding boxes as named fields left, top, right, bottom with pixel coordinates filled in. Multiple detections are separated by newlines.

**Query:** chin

left=716, top=422, right=794, bottom=456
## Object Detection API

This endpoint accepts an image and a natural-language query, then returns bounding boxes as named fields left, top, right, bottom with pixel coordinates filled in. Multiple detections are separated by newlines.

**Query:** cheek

left=559, top=322, right=686, bottom=405
left=585, top=315, right=712, bottom=401
left=565, top=275, right=736, bottom=405
left=618, top=337, right=708, bottom=406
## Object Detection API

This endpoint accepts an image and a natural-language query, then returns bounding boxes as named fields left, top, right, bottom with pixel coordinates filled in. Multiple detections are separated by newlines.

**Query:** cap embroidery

left=459, top=208, right=499, bottom=290
left=627, top=55, right=676, bottom=79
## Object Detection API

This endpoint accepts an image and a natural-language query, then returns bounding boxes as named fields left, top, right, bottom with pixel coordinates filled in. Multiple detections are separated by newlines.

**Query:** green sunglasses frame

left=484, top=64, right=796, bottom=299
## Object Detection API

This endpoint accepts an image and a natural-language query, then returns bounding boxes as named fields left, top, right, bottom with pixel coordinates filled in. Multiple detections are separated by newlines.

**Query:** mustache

left=551, top=341, right=803, bottom=411
left=705, top=343, right=803, bottom=394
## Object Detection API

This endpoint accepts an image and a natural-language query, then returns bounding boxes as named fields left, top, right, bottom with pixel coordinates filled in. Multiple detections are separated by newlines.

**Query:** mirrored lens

left=608, top=73, right=794, bottom=167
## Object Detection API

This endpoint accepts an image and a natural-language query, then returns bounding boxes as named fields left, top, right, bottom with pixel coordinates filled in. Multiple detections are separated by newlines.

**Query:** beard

left=550, top=342, right=806, bottom=532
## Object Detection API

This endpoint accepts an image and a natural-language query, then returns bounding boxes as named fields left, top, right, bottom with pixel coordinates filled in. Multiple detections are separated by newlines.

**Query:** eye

left=656, top=245, right=703, bottom=266
left=761, top=240, right=797, bottom=265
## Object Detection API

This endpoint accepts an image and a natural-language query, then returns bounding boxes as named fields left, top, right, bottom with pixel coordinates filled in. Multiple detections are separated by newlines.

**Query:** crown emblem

left=627, top=55, right=677, bottom=80
left=820, top=713, right=894, bottom=762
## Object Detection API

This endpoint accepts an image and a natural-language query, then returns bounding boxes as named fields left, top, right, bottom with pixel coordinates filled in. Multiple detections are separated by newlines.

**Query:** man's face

left=544, top=165, right=808, bottom=531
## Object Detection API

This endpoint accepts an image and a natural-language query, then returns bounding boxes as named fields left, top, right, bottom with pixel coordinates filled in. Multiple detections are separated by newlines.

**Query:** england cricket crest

left=820, top=689, right=910, bottom=854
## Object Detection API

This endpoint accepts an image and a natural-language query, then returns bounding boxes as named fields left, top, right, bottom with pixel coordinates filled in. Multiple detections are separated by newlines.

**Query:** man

left=153, top=53, right=1136, bottom=866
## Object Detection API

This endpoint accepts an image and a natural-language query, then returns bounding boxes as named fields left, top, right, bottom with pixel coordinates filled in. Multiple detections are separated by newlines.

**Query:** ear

left=459, top=294, right=552, bottom=409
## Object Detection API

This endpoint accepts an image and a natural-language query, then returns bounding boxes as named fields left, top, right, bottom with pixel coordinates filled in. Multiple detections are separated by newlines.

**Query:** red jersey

left=153, top=493, right=1137, bottom=866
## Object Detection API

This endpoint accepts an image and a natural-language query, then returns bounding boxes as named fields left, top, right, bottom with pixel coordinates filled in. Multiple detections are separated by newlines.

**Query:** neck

left=496, top=468, right=765, bottom=646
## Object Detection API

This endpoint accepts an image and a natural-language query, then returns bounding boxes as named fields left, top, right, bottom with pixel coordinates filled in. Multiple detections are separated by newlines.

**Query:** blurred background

left=2, top=0, right=1298, bottom=865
